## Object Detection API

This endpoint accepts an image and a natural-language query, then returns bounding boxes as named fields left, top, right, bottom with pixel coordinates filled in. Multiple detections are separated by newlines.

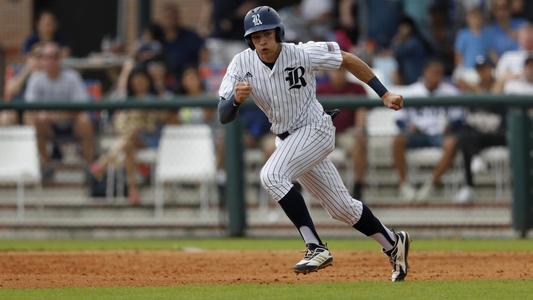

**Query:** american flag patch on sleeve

left=326, top=42, right=335, bottom=52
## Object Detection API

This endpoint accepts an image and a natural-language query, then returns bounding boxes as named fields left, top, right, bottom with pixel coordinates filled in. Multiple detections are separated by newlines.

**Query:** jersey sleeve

left=299, top=41, right=343, bottom=71
left=218, top=56, right=242, bottom=100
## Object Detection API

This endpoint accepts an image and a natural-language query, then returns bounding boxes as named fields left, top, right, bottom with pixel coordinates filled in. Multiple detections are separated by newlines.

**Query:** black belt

left=276, top=109, right=341, bottom=141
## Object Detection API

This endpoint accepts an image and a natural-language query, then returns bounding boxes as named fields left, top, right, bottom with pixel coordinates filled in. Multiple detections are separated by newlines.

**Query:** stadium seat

left=0, top=126, right=41, bottom=219
left=480, top=146, right=510, bottom=199
left=154, top=125, right=217, bottom=218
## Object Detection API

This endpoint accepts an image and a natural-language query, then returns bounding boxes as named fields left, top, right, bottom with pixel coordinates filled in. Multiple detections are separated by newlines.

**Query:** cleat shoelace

left=301, top=246, right=326, bottom=261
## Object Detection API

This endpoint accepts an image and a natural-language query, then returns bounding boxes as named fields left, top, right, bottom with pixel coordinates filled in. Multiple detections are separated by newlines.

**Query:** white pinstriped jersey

left=219, top=41, right=343, bottom=134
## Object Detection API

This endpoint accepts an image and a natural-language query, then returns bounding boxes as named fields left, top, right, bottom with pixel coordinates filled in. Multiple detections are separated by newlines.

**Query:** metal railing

left=0, top=94, right=532, bottom=236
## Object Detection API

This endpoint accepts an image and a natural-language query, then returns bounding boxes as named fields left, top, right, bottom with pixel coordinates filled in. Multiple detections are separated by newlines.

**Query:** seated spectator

left=22, top=11, right=70, bottom=57
left=178, top=66, right=215, bottom=125
left=2, top=44, right=44, bottom=126
left=425, top=4, right=455, bottom=76
left=494, top=23, right=533, bottom=81
left=455, top=108, right=507, bottom=203
left=487, top=0, right=528, bottom=59
left=91, top=67, right=174, bottom=204
left=392, top=59, right=463, bottom=202
left=457, top=55, right=497, bottom=93
left=147, top=61, right=174, bottom=98
left=158, top=2, right=205, bottom=90
left=317, top=68, right=367, bottom=200
left=503, top=54, right=533, bottom=94
left=23, top=42, right=95, bottom=173
left=453, top=7, right=492, bottom=84
left=392, top=16, right=432, bottom=85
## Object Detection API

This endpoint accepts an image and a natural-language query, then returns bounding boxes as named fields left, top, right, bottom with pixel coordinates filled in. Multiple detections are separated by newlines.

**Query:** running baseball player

left=218, top=6, right=410, bottom=282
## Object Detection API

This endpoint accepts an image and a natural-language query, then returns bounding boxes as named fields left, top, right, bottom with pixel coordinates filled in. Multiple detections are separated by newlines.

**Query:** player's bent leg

left=297, top=159, right=363, bottom=226
left=298, top=159, right=411, bottom=281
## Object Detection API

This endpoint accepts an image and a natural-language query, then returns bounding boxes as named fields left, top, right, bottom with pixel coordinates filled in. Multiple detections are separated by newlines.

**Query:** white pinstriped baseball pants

left=260, top=114, right=364, bottom=226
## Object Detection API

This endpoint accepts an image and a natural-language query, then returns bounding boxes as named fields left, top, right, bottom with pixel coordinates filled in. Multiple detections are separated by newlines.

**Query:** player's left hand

left=382, top=92, right=403, bottom=111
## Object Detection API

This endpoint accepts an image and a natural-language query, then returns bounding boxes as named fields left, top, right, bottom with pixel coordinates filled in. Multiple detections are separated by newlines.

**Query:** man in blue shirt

left=158, top=3, right=205, bottom=89
left=487, top=0, right=527, bottom=58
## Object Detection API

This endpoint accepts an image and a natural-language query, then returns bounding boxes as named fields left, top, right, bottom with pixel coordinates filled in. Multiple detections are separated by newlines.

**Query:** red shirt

left=317, top=82, right=366, bottom=133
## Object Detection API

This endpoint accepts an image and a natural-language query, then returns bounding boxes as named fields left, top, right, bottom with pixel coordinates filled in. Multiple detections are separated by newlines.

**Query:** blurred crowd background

left=0, top=0, right=532, bottom=208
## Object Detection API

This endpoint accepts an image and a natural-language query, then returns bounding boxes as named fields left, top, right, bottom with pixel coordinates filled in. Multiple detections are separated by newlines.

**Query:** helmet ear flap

left=276, top=26, right=285, bottom=42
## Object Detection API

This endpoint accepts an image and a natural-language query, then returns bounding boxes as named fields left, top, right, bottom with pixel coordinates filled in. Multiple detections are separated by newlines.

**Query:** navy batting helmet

left=243, top=6, right=285, bottom=50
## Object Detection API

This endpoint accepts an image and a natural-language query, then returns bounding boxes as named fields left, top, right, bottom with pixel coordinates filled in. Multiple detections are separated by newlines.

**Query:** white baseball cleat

left=293, top=244, right=333, bottom=274
left=385, top=231, right=411, bottom=282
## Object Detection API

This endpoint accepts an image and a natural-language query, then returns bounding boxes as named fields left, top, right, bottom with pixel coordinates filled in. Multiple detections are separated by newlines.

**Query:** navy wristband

left=367, top=76, right=388, bottom=97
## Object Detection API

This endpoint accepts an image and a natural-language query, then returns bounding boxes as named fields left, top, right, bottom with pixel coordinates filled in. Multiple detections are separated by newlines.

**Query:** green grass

left=0, top=238, right=532, bottom=252
left=1, top=280, right=532, bottom=300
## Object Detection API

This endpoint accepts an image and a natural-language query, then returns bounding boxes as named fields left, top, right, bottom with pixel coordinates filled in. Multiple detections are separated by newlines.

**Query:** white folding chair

left=480, top=146, right=510, bottom=199
left=154, top=125, right=217, bottom=218
left=0, top=126, right=41, bottom=220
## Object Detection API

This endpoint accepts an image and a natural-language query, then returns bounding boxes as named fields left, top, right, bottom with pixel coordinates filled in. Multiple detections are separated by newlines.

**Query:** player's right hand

left=234, top=81, right=251, bottom=104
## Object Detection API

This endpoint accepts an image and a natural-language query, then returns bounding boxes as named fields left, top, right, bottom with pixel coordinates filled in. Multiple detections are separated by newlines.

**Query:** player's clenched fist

left=382, top=92, right=404, bottom=111
left=234, top=81, right=252, bottom=104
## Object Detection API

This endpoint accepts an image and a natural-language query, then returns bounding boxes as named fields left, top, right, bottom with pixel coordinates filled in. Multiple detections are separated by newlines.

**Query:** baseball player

left=218, top=6, right=411, bottom=282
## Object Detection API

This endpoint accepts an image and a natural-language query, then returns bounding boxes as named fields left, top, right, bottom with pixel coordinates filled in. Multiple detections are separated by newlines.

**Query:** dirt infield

left=1, top=250, right=532, bottom=288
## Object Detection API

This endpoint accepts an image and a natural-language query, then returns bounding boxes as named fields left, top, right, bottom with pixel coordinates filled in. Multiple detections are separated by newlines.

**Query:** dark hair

left=525, top=55, right=533, bottom=66
left=34, top=10, right=58, bottom=32
left=423, top=57, right=445, bottom=70
left=126, top=66, right=157, bottom=97
left=146, top=23, right=164, bottom=43
left=398, top=16, right=434, bottom=54
left=177, top=66, right=205, bottom=94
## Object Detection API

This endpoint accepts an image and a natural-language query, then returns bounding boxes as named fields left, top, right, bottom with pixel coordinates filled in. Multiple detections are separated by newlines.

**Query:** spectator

left=90, top=67, right=173, bottom=204
left=403, top=0, right=438, bottom=33
left=23, top=42, right=94, bottom=171
left=426, top=4, right=456, bottom=75
left=392, top=16, right=433, bottom=85
left=494, top=23, right=533, bottom=80
left=133, top=24, right=164, bottom=65
left=360, top=0, right=403, bottom=49
left=452, top=0, right=492, bottom=31
left=503, top=55, right=533, bottom=94
left=158, top=3, right=205, bottom=90
left=2, top=44, right=44, bottom=126
left=487, top=0, right=527, bottom=59
left=317, top=68, right=367, bottom=200
left=457, top=55, right=497, bottom=93
left=455, top=109, right=507, bottom=203
left=392, top=59, right=463, bottom=202
left=147, top=61, right=174, bottom=98
left=454, top=57, right=519, bottom=203
left=178, top=66, right=214, bottom=125
left=300, top=0, right=334, bottom=40
left=453, top=8, right=493, bottom=87
left=454, top=7, right=492, bottom=69
left=198, top=0, right=256, bottom=65
left=334, top=0, right=360, bottom=47
left=22, top=11, right=70, bottom=57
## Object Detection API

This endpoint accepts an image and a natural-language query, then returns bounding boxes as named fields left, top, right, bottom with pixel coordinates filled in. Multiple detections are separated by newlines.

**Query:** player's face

left=251, top=29, right=280, bottom=62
